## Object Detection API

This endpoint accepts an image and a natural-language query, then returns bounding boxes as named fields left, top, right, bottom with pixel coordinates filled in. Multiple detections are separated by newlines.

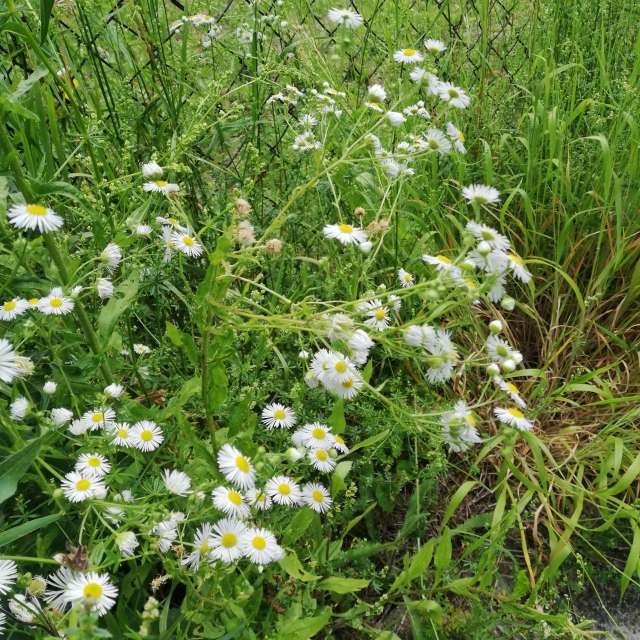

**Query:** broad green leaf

left=405, top=599, right=442, bottom=623
left=331, top=461, right=352, bottom=495
left=206, top=364, right=228, bottom=411
left=620, top=520, right=640, bottom=597
left=160, top=377, right=201, bottom=419
left=349, top=429, right=390, bottom=454
left=10, top=66, right=49, bottom=102
left=0, top=513, right=62, bottom=548
left=434, top=527, right=452, bottom=573
left=278, top=552, right=319, bottom=582
left=39, top=0, right=55, bottom=43
left=283, top=508, right=316, bottom=545
left=317, top=576, right=369, bottom=594
left=390, top=538, right=434, bottom=593
left=440, top=481, right=477, bottom=531
left=276, top=609, right=331, bottom=639
left=0, top=437, right=44, bottom=503
left=97, top=271, right=140, bottom=346
left=327, top=399, right=345, bottom=434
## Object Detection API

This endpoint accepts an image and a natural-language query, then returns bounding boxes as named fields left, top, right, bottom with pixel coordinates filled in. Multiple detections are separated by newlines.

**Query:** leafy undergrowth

left=0, top=1, right=639, bottom=639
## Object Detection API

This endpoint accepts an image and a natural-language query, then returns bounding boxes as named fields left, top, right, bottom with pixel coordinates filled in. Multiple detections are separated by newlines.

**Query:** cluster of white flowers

left=307, top=349, right=364, bottom=399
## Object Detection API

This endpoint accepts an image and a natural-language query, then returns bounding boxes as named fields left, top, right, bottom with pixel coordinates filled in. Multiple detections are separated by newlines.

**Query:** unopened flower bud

left=501, top=296, right=516, bottom=311
left=286, top=447, right=304, bottom=463
left=486, top=363, right=501, bottom=377
left=477, top=241, right=492, bottom=256
left=359, top=240, right=372, bottom=254
left=501, top=358, right=516, bottom=372
left=512, top=351, right=523, bottom=364
left=488, top=320, right=503, bottom=334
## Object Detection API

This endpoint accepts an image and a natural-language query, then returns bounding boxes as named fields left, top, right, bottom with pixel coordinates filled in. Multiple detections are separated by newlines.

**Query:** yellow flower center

left=167, top=218, right=178, bottom=225
left=374, top=308, right=386, bottom=320
left=26, top=204, right=47, bottom=216
left=29, top=298, right=39, bottom=305
left=91, top=412, right=104, bottom=423
left=199, top=541, right=210, bottom=553
left=435, top=255, right=451, bottom=264
left=140, top=430, right=153, bottom=441
left=507, top=408, right=524, bottom=418
left=448, top=88, right=459, bottom=98
left=311, top=490, right=324, bottom=503
left=221, top=532, right=237, bottom=548
left=335, top=436, right=345, bottom=444
left=255, top=492, right=266, bottom=502
left=117, top=428, right=129, bottom=439
left=252, top=536, right=266, bottom=550
left=312, top=427, right=326, bottom=440
left=467, top=414, right=477, bottom=427
left=273, top=408, right=286, bottom=420
left=509, top=253, right=524, bottom=266
left=338, top=223, right=353, bottom=234
left=3, top=300, right=16, bottom=311
left=228, top=491, right=242, bottom=505
left=458, top=131, right=465, bottom=142
left=75, top=479, right=91, bottom=491
left=506, top=382, right=519, bottom=394
left=235, top=456, right=250, bottom=472
left=83, top=583, right=103, bottom=599
left=342, top=378, right=354, bottom=389
left=334, top=360, right=347, bottom=374
left=404, top=273, right=412, bottom=281
left=50, top=298, right=63, bottom=308
left=182, top=236, right=194, bottom=246
left=87, top=457, right=101, bottom=467
left=402, top=48, right=417, bottom=56
left=316, top=450, right=328, bottom=461
left=278, top=483, right=291, bottom=495
left=155, top=180, right=168, bottom=187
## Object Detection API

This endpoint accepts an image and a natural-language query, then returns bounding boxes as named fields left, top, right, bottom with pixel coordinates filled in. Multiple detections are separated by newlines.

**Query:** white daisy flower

left=135, top=224, right=152, bottom=236
left=462, top=184, right=501, bottom=207
left=241, top=527, right=284, bottom=565
left=437, top=82, right=470, bottom=109
left=266, top=475, right=302, bottom=506
left=323, top=223, right=368, bottom=245
left=133, top=343, right=151, bottom=355
left=115, top=530, right=139, bottom=557
left=75, top=453, right=111, bottom=477
left=308, top=448, right=336, bottom=473
left=38, top=287, right=74, bottom=315
left=131, top=420, right=164, bottom=451
left=324, top=352, right=357, bottom=385
left=446, top=122, right=466, bottom=153
left=97, top=278, right=114, bottom=299
left=333, top=434, right=350, bottom=454
left=422, top=128, right=452, bottom=155
left=440, top=401, right=482, bottom=452
left=404, top=325, right=424, bottom=347
left=409, top=67, right=441, bottom=94
left=69, top=418, right=89, bottom=435
left=143, top=180, right=180, bottom=194
left=182, top=524, right=215, bottom=570
left=424, top=38, right=447, bottom=54
left=7, top=203, right=63, bottom=233
left=162, top=469, right=191, bottom=496
left=423, top=328, right=459, bottom=384
left=494, top=406, right=534, bottom=431
left=211, top=486, right=250, bottom=519
left=299, top=114, right=317, bottom=128
left=100, top=242, right=122, bottom=272
left=422, top=254, right=462, bottom=282
left=43, top=380, right=57, bottom=394
left=331, top=371, right=364, bottom=400
left=466, top=221, right=509, bottom=251
left=82, top=408, right=116, bottom=431
left=302, top=483, right=332, bottom=513
left=151, top=518, right=179, bottom=553
left=172, top=231, right=203, bottom=257
left=327, top=8, right=363, bottom=28
left=394, top=48, right=424, bottom=64
left=246, top=487, right=272, bottom=511
left=494, top=376, right=527, bottom=408
left=485, top=335, right=519, bottom=365
left=8, top=594, right=36, bottom=623
left=507, top=253, right=532, bottom=282
left=0, top=338, right=23, bottom=383
left=361, top=299, right=390, bottom=331
left=51, top=407, right=73, bottom=426
left=10, top=397, right=28, bottom=421
left=61, top=471, right=106, bottom=502
left=309, top=348, right=334, bottom=381
left=104, top=383, right=124, bottom=398
left=44, top=567, right=78, bottom=611
left=398, top=268, right=414, bottom=288
left=0, top=560, right=17, bottom=595
left=62, top=571, right=118, bottom=616
left=322, top=312, right=354, bottom=341
left=299, top=422, right=335, bottom=450
left=367, top=83, right=387, bottom=103
left=261, top=403, right=296, bottom=430
left=210, top=518, right=247, bottom=563
left=110, top=422, right=133, bottom=447
left=386, top=111, right=406, bottom=127
left=217, top=444, right=255, bottom=489
left=142, top=161, right=163, bottom=178
left=0, top=297, right=29, bottom=321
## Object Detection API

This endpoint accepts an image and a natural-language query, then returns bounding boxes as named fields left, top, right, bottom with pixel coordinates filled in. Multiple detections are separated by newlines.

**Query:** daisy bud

left=486, top=363, right=501, bottom=377
left=488, top=320, right=503, bottom=335
left=477, top=240, right=492, bottom=256
left=512, top=351, right=523, bottom=364
left=501, top=358, right=516, bottom=373
left=386, top=111, right=406, bottom=127
left=53, top=488, right=64, bottom=499
left=403, top=325, right=423, bottom=347
left=359, top=241, right=372, bottom=253
left=461, top=259, right=476, bottom=271
left=286, top=447, right=304, bottom=463
left=329, top=449, right=338, bottom=459
left=298, top=350, right=309, bottom=359
left=142, top=161, right=163, bottom=178
left=501, top=296, right=516, bottom=311
left=43, top=380, right=57, bottom=394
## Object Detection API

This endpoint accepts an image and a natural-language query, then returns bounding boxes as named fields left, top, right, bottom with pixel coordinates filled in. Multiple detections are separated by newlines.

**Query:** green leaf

left=405, top=599, right=442, bottom=623
left=621, top=520, right=640, bottom=597
left=317, top=576, right=369, bottom=594
left=327, top=399, right=345, bottom=434
left=283, top=507, right=316, bottom=545
left=97, top=271, right=140, bottom=346
left=206, top=364, right=228, bottom=411
left=349, top=429, right=390, bottom=455
left=0, top=176, right=8, bottom=216
left=39, top=0, right=55, bottom=43
left=10, top=66, right=49, bottom=102
left=440, top=481, right=478, bottom=531
left=278, top=552, right=320, bottom=582
left=331, top=461, right=352, bottom=495
left=390, top=538, right=435, bottom=593
left=0, top=513, right=62, bottom=548
left=276, top=609, right=331, bottom=639
left=160, top=376, right=201, bottom=419
left=434, top=527, right=452, bottom=572
left=0, top=437, right=44, bottom=504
